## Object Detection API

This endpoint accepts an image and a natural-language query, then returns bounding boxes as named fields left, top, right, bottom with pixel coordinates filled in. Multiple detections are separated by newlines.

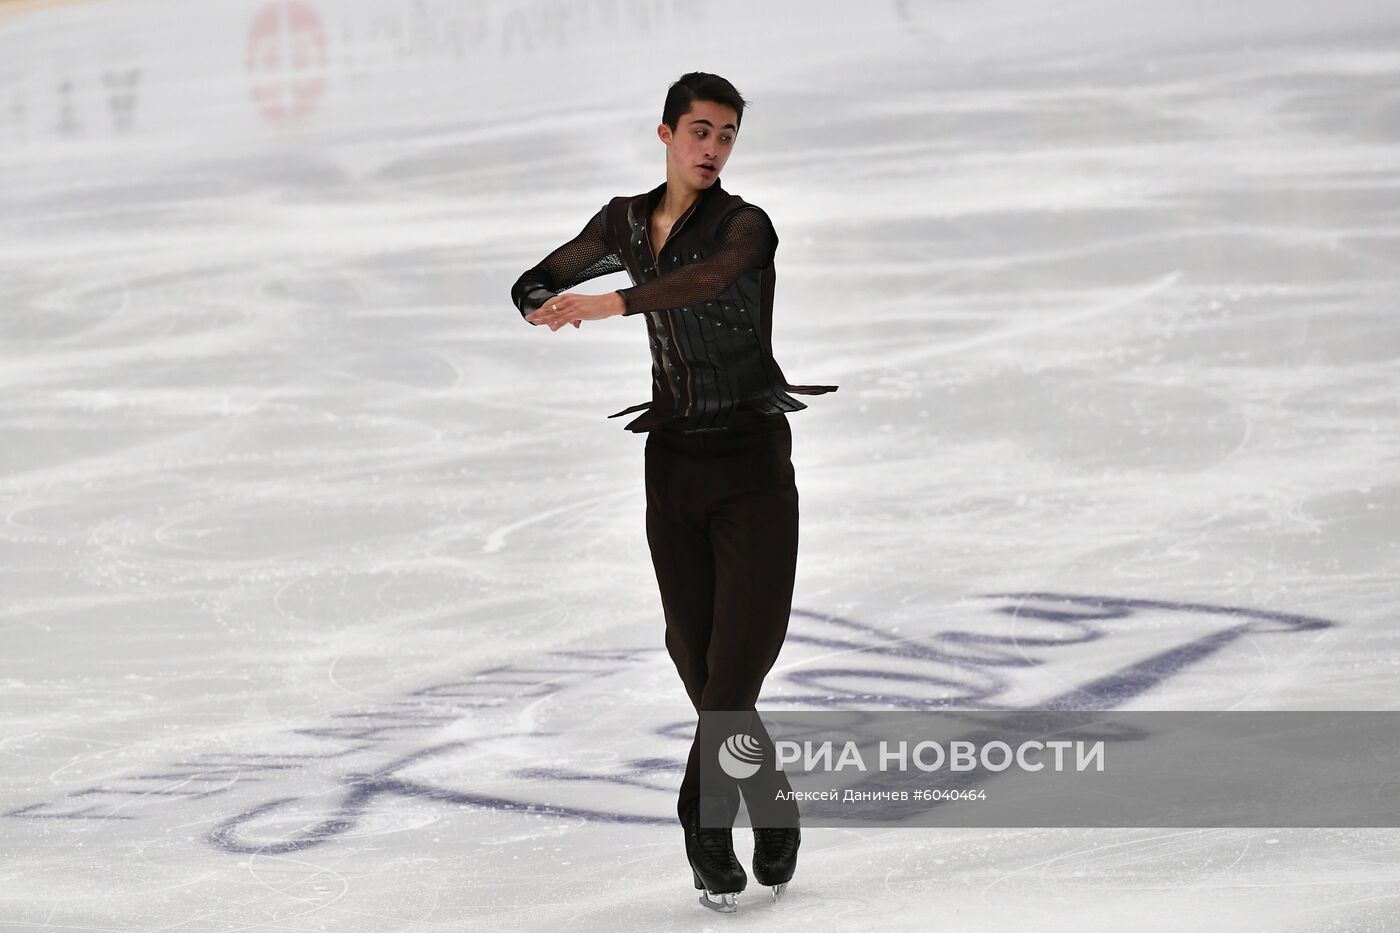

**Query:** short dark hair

left=662, top=72, right=750, bottom=133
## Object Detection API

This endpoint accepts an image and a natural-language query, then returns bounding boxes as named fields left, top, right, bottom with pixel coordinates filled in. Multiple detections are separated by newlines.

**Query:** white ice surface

left=2, top=0, right=1400, bottom=930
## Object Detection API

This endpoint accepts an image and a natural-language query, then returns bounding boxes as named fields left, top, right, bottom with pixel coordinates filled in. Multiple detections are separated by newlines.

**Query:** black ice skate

left=751, top=826, right=800, bottom=902
left=683, top=805, right=746, bottom=912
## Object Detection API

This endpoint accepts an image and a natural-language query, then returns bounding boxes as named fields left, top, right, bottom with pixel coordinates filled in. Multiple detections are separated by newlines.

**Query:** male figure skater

left=509, top=72, right=836, bottom=912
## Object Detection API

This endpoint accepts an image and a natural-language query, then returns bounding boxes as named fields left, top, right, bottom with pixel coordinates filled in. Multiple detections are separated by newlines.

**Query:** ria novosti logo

left=718, top=733, right=764, bottom=779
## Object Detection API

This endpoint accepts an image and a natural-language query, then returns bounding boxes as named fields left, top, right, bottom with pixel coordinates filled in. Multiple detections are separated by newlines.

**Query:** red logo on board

left=246, top=1, right=328, bottom=124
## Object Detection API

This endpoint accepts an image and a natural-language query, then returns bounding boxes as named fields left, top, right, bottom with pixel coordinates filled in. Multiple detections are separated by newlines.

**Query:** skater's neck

left=658, top=179, right=700, bottom=221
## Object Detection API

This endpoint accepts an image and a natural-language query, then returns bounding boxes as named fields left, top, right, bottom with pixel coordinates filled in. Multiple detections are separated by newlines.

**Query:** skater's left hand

left=526, top=292, right=626, bottom=331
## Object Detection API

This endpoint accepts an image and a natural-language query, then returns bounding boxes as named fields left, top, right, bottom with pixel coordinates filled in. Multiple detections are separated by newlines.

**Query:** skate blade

left=771, top=882, right=788, bottom=902
left=698, top=891, right=738, bottom=912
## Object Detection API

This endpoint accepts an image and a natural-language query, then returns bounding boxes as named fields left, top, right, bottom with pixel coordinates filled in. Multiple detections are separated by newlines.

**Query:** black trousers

left=644, top=407, right=801, bottom=826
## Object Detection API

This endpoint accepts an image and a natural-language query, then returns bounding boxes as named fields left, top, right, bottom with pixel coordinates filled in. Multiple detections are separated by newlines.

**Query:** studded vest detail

left=511, top=176, right=838, bottom=434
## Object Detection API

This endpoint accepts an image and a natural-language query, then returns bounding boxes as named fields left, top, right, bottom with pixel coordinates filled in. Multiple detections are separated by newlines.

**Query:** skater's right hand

left=529, top=297, right=581, bottom=328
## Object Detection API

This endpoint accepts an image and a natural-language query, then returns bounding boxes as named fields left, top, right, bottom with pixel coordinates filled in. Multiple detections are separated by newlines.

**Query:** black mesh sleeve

left=617, top=207, right=775, bottom=316
left=510, top=206, right=625, bottom=320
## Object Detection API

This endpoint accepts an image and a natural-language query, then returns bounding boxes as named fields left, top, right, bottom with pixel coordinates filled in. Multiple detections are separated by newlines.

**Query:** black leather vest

left=602, top=178, right=837, bottom=433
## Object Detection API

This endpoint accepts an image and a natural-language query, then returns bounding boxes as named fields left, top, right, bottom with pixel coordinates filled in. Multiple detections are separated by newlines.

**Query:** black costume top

left=510, top=176, right=837, bottom=433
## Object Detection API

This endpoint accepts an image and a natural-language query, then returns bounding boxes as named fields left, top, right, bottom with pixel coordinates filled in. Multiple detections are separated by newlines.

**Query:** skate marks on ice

left=3, top=592, right=1332, bottom=852
left=818, top=270, right=1183, bottom=383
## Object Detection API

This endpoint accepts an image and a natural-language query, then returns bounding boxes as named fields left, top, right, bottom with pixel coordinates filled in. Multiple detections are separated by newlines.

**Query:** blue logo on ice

left=4, top=593, right=1340, bottom=845
left=718, top=733, right=764, bottom=779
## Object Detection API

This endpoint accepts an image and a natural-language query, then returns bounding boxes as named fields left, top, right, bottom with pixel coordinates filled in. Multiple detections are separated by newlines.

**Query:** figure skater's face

left=661, top=99, right=738, bottom=189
